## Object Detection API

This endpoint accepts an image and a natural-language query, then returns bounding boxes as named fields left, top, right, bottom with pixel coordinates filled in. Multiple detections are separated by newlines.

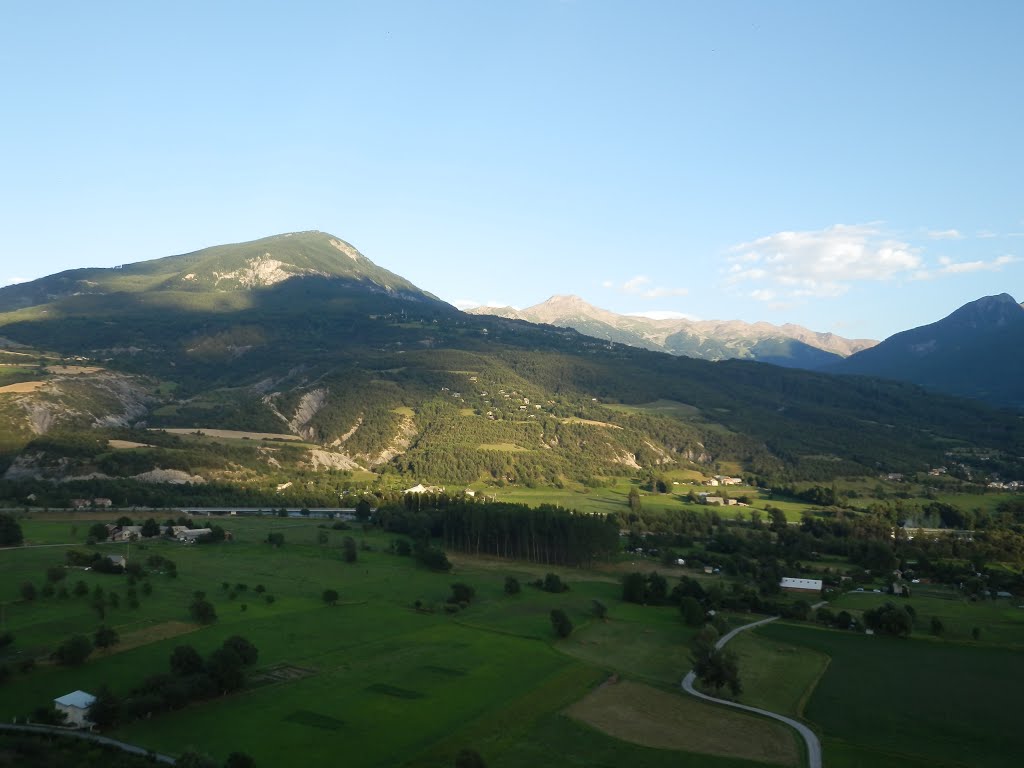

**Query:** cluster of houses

left=697, top=492, right=747, bottom=507
left=103, top=523, right=219, bottom=544
left=702, top=475, right=743, bottom=487
left=70, top=497, right=112, bottom=509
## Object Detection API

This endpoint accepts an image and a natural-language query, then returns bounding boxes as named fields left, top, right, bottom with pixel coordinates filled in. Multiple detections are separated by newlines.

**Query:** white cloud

left=941, top=254, right=1018, bottom=274
left=2, top=277, right=27, bottom=287
left=927, top=229, right=963, bottom=240
left=601, top=279, right=614, bottom=288
left=627, top=310, right=700, bottom=320
left=615, top=274, right=689, bottom=299
left=976, top=230, right=998, bottom=239
left=726, top=224, right=922, bottom=300
left=452, top=298, right=482, bottom=310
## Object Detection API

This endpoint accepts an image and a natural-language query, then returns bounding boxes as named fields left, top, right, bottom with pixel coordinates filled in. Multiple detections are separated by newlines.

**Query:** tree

left=342, top=536, right=358, bottom=563
left=19, top=582, right=37, bottom=602
left=317, top=529, right=329, bottom=545
left=141, top=518, right=161, bottom=538
left=930, top=616, right=944, bottom=636
left=322, top=589, right=339, bottom=606
left=627, top=488, right=642, bottom=513
left=206, top=647, right=245, bottom=692
left=591, top=599, right=607, bottom=620
left=54, top=634, right=93, bottom=666
left=94, top=625, right=120, bottom=650
left=355, top=499, right=372, bottom=522
left=223, top=635, right=259, bottom=666
left=693, top=647, right=741, bottom=696
left=542, top=573, right=566, bottom=593
left=550, top=608, right=573, bottom=638
left=266, top=532, right=284, bottom=548
left=450, top=583, right=475, bottom=605
left=691, top=625, right=720, bottom=657
left=863, top=602, right=912, bottom=637
left=189, top=598, right=218, bottom=625
left=972, top=626, right=982, bottom=641
left=679, top=596, right=704, bottom=626
left=504, top=576, right=521, bottom=595
left=0, top=513, right=23, bottom=546
left=170, top=644, right=204, bottom=676
left=622, top=572, right=646, bottom=604
left=87, top=684, right=120, bottom=728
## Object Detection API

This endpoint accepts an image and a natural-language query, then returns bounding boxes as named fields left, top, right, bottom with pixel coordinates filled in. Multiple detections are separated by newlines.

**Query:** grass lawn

left=726, top=629, right=829, bottom=717
left=0, top=514, right=796, bottom=768
left=753, top=622, right=1024, bottom=768
left=829, top=590, right=1024, bottom=646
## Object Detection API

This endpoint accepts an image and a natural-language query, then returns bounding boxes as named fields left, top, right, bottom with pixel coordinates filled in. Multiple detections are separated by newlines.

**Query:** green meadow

left=0, top=514, right=790, bottom=768
left=743, top=618, right=1024, bottom=768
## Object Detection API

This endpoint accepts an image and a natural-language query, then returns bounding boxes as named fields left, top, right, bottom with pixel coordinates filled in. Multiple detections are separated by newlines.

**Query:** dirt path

left=681, top=615, right=823, bottom=768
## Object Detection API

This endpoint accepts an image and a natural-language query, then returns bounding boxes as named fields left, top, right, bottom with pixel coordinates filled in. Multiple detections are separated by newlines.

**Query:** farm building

left=54, top=690, right=95, bottom=728
left=780, top=577, right=823, bottom=594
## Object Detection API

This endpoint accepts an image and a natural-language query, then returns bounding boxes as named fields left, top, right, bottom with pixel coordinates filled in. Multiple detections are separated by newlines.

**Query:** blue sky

left=2, top=1, right=1021, bottom=340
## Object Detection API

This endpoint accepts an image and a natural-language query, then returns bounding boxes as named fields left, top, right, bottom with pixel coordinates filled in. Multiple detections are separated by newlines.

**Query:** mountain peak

left=946, top=293, right=1022, bottom=329
left=0, top=231, right=439, bottom=313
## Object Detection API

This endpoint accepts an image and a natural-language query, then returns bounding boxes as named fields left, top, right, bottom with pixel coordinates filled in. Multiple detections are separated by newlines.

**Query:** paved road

left=0, top=723, right=176, bottom=764
left=681, top=615, right=823, bottom=768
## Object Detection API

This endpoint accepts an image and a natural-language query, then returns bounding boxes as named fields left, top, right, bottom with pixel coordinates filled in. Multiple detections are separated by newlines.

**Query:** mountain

left=0, top=231, right=438, bottom=314
left=0, top=233, right=1021, bottom=500
left=467, top=295, right=876, bottom=369
left=833, top=293, right=1024, bottom=409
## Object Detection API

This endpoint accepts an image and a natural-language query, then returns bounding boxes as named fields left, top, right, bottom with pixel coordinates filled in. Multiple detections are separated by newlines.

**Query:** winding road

left=680, top=615, right=823, bottom=768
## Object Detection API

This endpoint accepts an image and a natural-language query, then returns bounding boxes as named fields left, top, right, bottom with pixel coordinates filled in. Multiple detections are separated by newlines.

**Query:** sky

left=2, top=0, right=1022, bottom=341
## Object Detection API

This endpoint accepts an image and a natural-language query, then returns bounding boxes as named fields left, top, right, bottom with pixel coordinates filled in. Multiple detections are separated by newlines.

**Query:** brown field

left=0, top=380, right=45, bottom=393
left=108, top=439, right=155, bottom=449
left=565, top=679, right=800, bottom=767
left=45, top=365, right=104, bottom=374
left=102, top=620, right=200, bottom=655
left=156, top=427, right=302, bottom=441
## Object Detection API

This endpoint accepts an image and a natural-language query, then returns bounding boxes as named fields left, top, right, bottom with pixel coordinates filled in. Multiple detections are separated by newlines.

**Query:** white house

left=54, top=690, right=96, bottom=728
left=780, top=577, right=823, bottom=594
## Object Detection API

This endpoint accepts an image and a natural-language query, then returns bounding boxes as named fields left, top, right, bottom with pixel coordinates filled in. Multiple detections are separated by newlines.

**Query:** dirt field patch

left=108, top=439, right=154, bottom=449
left=107, top=621, right=200, bottom=654
left=0, top=381, right=45, bottom=394
left=565, top=679, right=799, bottom=766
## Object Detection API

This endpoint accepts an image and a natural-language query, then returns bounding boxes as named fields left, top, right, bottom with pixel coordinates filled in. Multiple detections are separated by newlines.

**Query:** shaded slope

left=834, top=293, right=1024, bottom=408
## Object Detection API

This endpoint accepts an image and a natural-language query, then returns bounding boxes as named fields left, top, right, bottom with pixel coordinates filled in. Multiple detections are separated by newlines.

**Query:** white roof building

left=780, top=577, right=823, bottom=593
left=54, top=690, right=96, bottom=728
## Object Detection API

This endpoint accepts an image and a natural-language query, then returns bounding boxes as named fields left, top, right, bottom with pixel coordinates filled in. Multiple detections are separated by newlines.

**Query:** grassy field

left=752, top=621, right=1024, bottom=768
left=726, top=630, right=829, bottom=717
left=829, top=590, right=1024, bottom=646
left=0, top=514, right=794, bottom=768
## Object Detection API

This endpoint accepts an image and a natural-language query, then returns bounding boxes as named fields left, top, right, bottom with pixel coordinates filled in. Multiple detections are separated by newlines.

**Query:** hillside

left=467, top=295, right=876, bottom=369
left=0, top=233, right=1022, bottom=501
left=834, top=293, right=1024, bottom=409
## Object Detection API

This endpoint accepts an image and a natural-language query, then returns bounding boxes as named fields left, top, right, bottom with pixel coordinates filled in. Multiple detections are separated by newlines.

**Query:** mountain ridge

left=833, top=292, right=1024, bottom=408
left=467, top=294, right=877, bottom=368
left=0, top=231, right=442, bottom=313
